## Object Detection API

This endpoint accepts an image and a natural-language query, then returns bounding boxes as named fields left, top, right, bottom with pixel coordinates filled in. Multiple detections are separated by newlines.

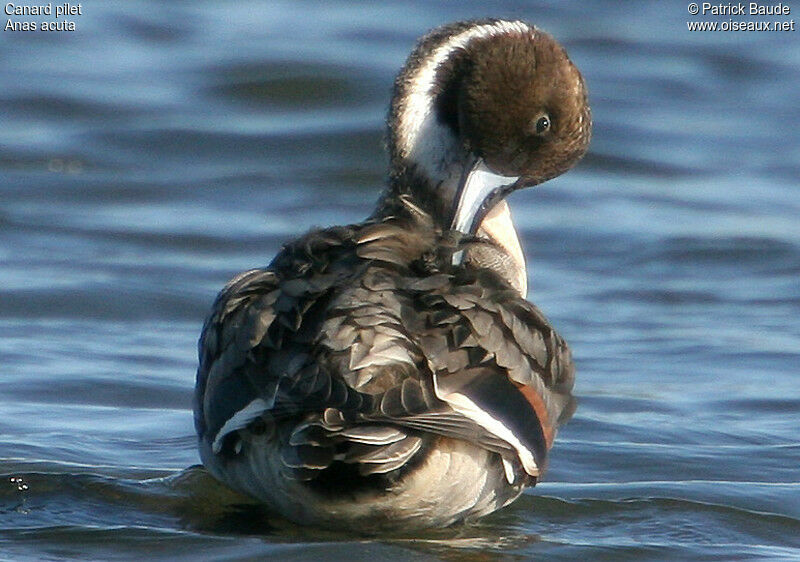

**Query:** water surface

left=1, top=1, right=799, bottom=559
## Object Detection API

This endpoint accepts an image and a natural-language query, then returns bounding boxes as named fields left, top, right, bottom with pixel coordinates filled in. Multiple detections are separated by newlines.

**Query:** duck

left=194, top=18, right=591, bottom=532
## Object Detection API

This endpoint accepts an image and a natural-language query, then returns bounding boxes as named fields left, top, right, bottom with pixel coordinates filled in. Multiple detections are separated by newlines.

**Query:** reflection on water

left=1, top=0, right=799, bottom=559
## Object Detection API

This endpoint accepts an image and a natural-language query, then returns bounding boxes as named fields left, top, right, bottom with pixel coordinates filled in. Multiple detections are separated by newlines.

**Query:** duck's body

left=194, top=19, right=590, bottom=531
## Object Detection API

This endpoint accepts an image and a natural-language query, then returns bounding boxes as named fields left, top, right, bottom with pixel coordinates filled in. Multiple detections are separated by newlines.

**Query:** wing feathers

left=196, top=221, right=575, bottom=483
left=432, top=368, right=548, bottom=476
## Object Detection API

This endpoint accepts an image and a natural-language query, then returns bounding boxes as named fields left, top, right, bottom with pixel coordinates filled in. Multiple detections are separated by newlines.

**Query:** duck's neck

left=372, top=20, right=537, bottom=294
left=373, top=157, right=462, bottom=226
left=371, top=179, right=528, bottom=298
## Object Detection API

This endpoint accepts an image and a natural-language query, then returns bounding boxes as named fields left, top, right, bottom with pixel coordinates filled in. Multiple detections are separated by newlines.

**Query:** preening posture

left=194, top=19, right=591, bottom=530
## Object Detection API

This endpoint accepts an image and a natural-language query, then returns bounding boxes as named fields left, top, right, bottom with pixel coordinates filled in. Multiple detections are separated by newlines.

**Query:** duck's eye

left=534, top=115, right=551, bottom=134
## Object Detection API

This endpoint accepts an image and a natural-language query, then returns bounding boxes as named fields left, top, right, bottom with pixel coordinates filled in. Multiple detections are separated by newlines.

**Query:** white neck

left=477, top=200, right=528, bottom=297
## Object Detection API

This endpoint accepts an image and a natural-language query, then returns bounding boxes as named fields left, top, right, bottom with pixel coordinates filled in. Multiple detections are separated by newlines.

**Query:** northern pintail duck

left=194, top=19, right=591, bottom=531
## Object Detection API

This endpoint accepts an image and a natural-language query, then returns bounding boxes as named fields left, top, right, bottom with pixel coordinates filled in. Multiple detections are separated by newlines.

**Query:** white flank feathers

left=211, top=398, right=272, bottom=454
left=432, top=374, right=540, bottom=477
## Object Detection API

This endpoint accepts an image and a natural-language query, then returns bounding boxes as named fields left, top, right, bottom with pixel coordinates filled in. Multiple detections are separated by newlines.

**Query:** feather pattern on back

left=194, top=197, right=575, bottom=528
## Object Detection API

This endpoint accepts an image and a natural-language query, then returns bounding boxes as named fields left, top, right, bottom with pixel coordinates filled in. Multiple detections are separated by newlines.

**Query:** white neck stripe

left=395, top=21, right=533, bottom=180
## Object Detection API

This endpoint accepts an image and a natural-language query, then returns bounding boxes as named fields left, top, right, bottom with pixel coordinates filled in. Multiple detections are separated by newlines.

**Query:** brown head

left=382, top=19, right=591, bottom=235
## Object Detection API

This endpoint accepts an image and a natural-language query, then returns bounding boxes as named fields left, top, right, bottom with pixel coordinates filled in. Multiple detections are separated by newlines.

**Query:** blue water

left=2, top=1, right=799, bottom=559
